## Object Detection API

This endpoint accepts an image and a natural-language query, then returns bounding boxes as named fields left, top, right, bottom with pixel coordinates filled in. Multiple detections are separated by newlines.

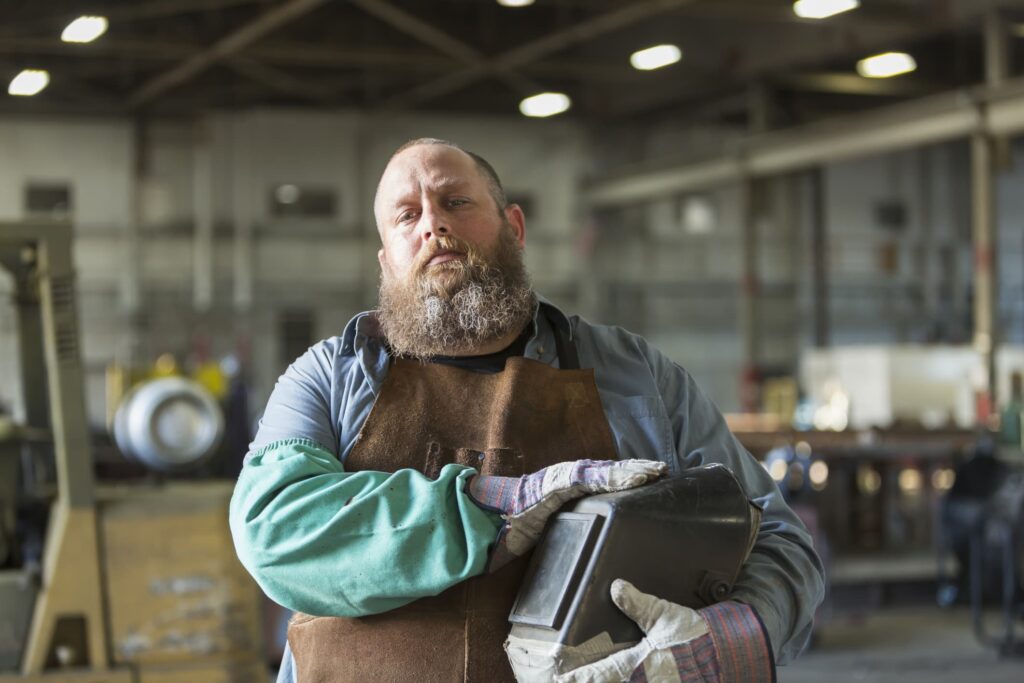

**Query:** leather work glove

left=555, top=579, right=714, bottom=683
left=467, top=460, right=667, bottom=571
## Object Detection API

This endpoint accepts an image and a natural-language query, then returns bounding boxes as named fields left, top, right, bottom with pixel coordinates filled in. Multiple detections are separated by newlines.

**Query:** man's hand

left=555, top=579, right=711, bottom=683
left=468, top=460, right=666, bottom=569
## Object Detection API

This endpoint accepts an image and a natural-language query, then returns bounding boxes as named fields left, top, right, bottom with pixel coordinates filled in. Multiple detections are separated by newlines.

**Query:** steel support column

left=232, top=122, right=254, bottom=315
left=120, top=117, right=147, bottom=367
left=739, top=177, right=762, bottom=411
left=193, top=122, right=214, bottom=312
left=971, top=132, right=998, bottom=414
left=975, top=7, right=1008, bottom=409
left=809, top=168, right=829, bottom=348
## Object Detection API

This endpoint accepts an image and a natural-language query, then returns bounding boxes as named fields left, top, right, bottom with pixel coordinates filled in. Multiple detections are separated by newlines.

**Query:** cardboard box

left=138, top=654, right=266, bottom=683
left=98, top=482, right=264, bottom=666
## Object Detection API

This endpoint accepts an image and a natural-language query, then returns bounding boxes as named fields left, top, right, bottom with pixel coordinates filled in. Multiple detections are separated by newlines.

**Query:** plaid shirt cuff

left=697, top=600, right=776, bottom=683
left=466, top=474, right=519, bottom=514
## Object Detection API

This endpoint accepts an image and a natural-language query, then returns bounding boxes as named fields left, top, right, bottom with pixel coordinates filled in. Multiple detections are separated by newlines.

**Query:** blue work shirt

left=230, top=297, right=825, bottom=681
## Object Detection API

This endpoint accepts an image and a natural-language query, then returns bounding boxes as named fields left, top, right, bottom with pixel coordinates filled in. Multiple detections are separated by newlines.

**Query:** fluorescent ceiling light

left=857, top=52, right=917, bottom=78
left=497, top=0, right=534, bottom=7
left=793, top=0, right=859, bottom=20
left=630, top=44, right=682, bottom=71
left=519, top=92, right=571, bottom=118
left=61, top=15, right=109, bottom=43
left=275, top=184, right=300, bottom=204
left=682, top=196, right=716, bottom=234
left=8, top=69, right=50, bottom=96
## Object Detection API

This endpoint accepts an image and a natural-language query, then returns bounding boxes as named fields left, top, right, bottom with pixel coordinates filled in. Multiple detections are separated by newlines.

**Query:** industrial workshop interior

left=4, top=0, right=1024, bottom=681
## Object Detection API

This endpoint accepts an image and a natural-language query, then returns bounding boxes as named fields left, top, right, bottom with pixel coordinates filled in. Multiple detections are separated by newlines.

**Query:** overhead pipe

left=586, top=78, right=1024, bottom=207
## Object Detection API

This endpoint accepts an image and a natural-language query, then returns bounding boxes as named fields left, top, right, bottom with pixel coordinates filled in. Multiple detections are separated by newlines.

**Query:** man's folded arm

left=229, top=438, right=503, bottom=618
left=229, top=343, right=502, bottom=618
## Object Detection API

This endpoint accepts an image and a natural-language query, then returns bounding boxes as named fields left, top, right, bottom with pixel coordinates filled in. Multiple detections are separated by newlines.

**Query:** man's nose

left=418, top=204, right=449, bottom=241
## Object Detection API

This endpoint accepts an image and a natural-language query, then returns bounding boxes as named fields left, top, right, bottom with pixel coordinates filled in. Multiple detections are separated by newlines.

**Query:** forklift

left=0, top=220, right=128, bottom=682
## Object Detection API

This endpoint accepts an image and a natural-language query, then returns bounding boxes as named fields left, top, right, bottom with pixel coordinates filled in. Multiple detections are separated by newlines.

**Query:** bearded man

left=230, top=139, right=824, bottom=683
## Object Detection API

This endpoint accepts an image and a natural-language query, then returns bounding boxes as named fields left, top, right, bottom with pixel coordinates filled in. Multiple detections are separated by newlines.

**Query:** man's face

left=375, top=144, right=526, bottom=288
left=373, top=143, right=534, bottom=359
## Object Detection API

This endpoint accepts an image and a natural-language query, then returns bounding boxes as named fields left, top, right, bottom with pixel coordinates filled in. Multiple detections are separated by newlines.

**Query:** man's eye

left=398, top=211, right=417, bottom=222
left=448, top=198, right=468, bottom=207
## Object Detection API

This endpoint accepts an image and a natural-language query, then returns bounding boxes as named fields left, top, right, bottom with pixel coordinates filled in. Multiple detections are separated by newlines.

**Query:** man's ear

left=377, top=248, right=387, bottom=270
left=504, top=203, right=526, bottom=247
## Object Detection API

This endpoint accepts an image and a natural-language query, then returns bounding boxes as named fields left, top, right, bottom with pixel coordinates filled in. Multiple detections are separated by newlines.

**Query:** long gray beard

left=377, top=231, right=535, bottom=360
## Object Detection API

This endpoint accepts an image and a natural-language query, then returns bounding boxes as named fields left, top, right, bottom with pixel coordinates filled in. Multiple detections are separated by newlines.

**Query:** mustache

left=416, top=236, right=476, bottom=272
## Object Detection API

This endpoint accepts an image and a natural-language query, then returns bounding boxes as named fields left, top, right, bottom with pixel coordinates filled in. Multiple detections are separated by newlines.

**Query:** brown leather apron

left=287, top=330, right=619, bottom=682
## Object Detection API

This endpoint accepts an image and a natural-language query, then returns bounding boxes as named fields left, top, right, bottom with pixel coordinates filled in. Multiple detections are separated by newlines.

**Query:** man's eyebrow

left=387, top=177, right=470, bottom=209
left=431, top=177, right=469, bottom=191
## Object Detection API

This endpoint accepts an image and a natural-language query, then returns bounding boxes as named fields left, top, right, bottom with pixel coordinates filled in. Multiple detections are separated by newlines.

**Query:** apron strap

left=545, top=307, right=579, bottom=370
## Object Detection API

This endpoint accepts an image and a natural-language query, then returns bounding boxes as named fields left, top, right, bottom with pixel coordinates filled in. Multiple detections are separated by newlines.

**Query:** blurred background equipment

left=112, top=376, right=224, bottom=473
left=937, top=437, right=1024, bottom=656
left=0, top=220, right=113, bottom=679
left=0, top=221, right=264, bottom=681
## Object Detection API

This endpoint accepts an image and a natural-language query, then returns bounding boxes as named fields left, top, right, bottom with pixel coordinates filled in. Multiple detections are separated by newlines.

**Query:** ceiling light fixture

left=497, top=0, right=535, bottom=7
left=857, top=52, right=917, bottom=78
left=630, top=44, right=682, bottom=71
left=61, top=15, right=109, bottom=43
left=8, top=69, right=50, bottom=96
left=519, top=92, right=571, bottom=118
left=793, top=0, right=860, bottom=20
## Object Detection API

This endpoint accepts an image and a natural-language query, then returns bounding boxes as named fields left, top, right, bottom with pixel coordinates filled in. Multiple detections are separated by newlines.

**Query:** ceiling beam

left=0, top=0, right=263, bottom=32
left=494, top=0, right=695, bottom=70
left=0, top=36, right=456, bottom=70
left=0, top=35, right=643, bottom=85
left=251, top=43, right=454, bottom=69
left=523, top=61, right=640, bottom=84
left=127, top=0, right=331, bottom=108
left=604, top=0, right=1015, bottom=122
left=225, top=58, right=342, bottom=103
left=671, top=0, right=922, bottom=28
left=382, top=0, right=701, bottom=108
left=349, top=0, right=482, bottom=66
left=348, top=0, right=542, bottom=95
left=253, top=45, right=643, bottom=85
left=103, top=0, right=265, bottom=22
left=49, top=76, right=123, bottom=108
left=773, top=72, right=939, bottom=97
left=0, top=37, right=196, bottom=60
left=597, top=80, right=743, bottom=121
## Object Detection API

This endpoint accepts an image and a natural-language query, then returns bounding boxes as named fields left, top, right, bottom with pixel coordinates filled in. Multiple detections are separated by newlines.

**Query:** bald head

left=373, top=138, right=507, bottom=232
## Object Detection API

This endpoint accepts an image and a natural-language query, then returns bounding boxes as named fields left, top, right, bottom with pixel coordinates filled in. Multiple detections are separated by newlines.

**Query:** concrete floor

left=780, top=607, right=1024, bottom=682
